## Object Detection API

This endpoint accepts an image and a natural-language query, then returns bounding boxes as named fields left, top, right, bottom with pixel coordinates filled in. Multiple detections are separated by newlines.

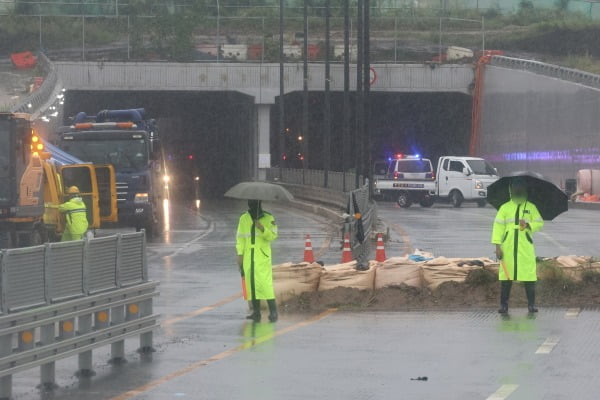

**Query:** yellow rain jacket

left=58, top=196, right=88, bottom=241
left=492, top=200, right=543, bottom=281
left=236, top=211, right=278, bottom=300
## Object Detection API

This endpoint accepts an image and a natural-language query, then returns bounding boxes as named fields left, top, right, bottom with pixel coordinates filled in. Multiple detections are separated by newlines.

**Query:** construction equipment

left=0, top=112, right=117, bottom=247
left=57, top=109, right=165, bottom=237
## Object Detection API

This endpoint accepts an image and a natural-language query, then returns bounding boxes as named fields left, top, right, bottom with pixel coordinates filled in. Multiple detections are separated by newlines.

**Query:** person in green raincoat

left=58, top=186, right=88, bottom=241
left=236, top=200, right=278, bottom=322
left=492, top=178, right=544, bottom=314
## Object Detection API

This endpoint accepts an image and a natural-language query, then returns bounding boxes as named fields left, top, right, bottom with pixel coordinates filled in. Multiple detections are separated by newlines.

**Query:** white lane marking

left=535, top=336, right=560, bottom=354
left=164, top=222, right=216, bottom=259
left=539, top=232, right=569, bottom=254
left=565, top=308, right=581, bottom=319
left=486, top=384, right=519, bottom=400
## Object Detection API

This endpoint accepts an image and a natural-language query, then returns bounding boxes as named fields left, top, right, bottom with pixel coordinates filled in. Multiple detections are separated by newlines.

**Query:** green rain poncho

left=492, top=198, right=544, bottom=281
left=58, top=196, right=88, bottom=241
left=236, top=210, right=278, bottom=300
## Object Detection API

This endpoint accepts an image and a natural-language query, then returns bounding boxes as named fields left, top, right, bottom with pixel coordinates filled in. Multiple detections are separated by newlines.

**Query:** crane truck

left=56, top=109, right=165, bottom=236
left=0, top=112, right=117, bottom=247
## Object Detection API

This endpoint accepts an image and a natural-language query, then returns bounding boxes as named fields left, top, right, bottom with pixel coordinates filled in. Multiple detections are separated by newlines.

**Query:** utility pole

left=364, top=0, right=373, bottom=199
left=303, top=0, right=309, bottom=183
left=279, top=0, right=285, bottom=178
left=355, top=0, right=364, bottom=189
left=343, top=0, right=350, bottom=192
left=323, top=0, right=331, bottom=188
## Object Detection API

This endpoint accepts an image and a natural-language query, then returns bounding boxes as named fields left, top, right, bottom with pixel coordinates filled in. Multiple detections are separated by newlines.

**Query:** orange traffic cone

left=375, top=233, right=387, bottom=262
left=341, top=233, right=353, bottom=263
left=304, top=234, right=315, bottom=263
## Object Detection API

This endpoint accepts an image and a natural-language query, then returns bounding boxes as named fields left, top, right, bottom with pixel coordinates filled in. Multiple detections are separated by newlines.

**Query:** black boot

left=249, top=300, right=261, bottom=322
left=525, top=282, right=538, bottom=313
left=267, top=299, right=278, bottom=322
left=499, top=281, right=512, bottom=314
left=245, top=301, right=254, bottom=319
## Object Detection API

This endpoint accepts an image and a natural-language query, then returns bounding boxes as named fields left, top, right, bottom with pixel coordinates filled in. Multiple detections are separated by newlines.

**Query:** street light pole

left=343, top=0, right=350, bottom=192
left=279, top=0, right=285, bottom=177
left=216, top=0, right=220, bottom=63
left=324, top=0, right=331, bottom=188
left=355, top=0, right=363, bottom=189
left=303, top=0, right=309, bottom=183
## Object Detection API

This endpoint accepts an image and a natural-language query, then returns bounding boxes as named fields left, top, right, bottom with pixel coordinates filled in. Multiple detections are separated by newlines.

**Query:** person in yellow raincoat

left=236, top=200, right=278, bottom=322
left=58, top=186, right=88, bottom=241
left=492, top=178, right=544, bottom=314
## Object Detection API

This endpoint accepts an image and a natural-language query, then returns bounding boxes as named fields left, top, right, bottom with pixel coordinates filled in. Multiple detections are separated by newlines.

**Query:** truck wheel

left=477, top=199, right=487, bottom=208
left=419, top=196, right=435, bottom=208
left=451, top=190, right=464, bottom=208
left=397, top=193, right=412, bottom=208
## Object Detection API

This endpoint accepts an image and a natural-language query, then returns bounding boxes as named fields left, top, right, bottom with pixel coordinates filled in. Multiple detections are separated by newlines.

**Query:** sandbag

left=375, top=257, right=423, bottom=288
left=319, top=261, right=376, bottom=291
left=273, top=262, right=323, bottom=302
left=554, top=256, right=593, bottom=281
left=422, top=263, right=482, bottom=290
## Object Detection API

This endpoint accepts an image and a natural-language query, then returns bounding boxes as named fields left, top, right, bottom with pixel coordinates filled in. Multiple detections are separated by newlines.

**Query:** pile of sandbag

left=553, top=255, right=597, bottom=281
left=272, top=262, right=324, bottom=302
left=374, top=257, right=423, bottom=289
left=318, top=261, right=377, bottom=291
left=421, top=257, right=498, bottom=290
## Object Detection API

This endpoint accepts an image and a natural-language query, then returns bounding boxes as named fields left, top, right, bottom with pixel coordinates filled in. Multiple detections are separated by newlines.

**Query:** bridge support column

left=256, top=103, right=271, bottom=181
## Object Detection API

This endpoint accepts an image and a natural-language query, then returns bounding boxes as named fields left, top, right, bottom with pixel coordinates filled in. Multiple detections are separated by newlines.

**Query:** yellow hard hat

left=67, top=186, right=80, bottom=195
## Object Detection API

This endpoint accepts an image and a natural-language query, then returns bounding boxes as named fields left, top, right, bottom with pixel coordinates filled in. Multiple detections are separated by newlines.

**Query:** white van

left=435, top=156, right=499, bottom=207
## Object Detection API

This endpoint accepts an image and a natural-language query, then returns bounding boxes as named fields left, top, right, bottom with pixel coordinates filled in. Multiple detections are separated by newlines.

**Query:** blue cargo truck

left=57, top=109, right=165, bottom=236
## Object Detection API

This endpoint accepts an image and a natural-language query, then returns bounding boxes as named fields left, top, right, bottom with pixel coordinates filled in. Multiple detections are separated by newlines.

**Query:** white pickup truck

left=374, top=155, right=499, bottom=208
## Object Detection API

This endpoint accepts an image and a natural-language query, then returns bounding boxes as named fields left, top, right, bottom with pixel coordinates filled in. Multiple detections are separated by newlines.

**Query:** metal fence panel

left=47, top=241, right=84, bottom=302
left=118, top=233, right=144, bottom=286
left=86, top=236, right=118, bottom=293
left=2, top=246, right=47, bottom=312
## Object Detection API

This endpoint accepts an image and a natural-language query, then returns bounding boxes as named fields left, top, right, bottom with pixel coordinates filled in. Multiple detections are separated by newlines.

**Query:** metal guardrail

left=267, top=168, right=376, bottom=263
left=10, top=53, right=62, bottom=117
left=0, top=231, right=159, bottom=399
left=490, top=56, right=600, bottom=90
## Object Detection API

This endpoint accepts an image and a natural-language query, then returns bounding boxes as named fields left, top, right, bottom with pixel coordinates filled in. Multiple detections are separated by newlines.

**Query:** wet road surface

left=377, top=201, right=600, bottom=258
left=9, top=199, right=600, bottom=400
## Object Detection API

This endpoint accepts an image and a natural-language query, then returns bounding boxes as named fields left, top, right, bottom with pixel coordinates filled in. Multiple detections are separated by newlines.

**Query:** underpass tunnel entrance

left=274, top=91, right=472, bottom=171
left=63, top=91, right=255, bottom=200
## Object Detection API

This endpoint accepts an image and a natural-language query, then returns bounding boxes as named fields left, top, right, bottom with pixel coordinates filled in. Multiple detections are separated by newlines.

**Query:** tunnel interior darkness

left=273, top=91, right=472, bottom=172
left=63, top=90, right=471, bottom=199
left=63, top=91, right=255, bottom=199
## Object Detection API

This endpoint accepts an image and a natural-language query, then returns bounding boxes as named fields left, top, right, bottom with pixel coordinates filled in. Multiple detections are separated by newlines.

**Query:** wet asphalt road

left=378, top=201, right=600, bottom=258
left=9, top=199, right=600, bottom=400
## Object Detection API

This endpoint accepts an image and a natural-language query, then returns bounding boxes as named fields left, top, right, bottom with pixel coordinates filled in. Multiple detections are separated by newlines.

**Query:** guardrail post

left=138, top=298, right=154, bottom=355
left=110, top=305, right=126, bottom=364
left=0, top=333, right=12, bottom=400
left=39, top=323, right=57, bottom=390
left=76, top=314, right=95, bottom=377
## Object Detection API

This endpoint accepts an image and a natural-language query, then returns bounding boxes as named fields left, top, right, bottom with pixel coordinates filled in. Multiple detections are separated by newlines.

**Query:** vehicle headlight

left=134, top=193, right=149, bottom=203
left=475, top=180, right=484, bottom=190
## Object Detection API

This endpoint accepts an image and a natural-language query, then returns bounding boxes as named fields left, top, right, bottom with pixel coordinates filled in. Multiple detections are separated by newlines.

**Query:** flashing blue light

left=387, top=157, right=392, bottom=162
left=415, top=153, right=421, bottom=158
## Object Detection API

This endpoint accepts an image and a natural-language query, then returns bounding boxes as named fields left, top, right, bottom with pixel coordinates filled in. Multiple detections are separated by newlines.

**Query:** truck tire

left=477, top=199, right=487, bottom=208
left=419, top=196, right=435, bottom=208
left=450, top=190, right=464, bottom=208
left=397, top=192, right=412, bottom=208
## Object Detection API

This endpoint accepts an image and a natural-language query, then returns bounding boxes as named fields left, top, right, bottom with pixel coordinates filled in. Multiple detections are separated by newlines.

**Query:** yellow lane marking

left=486, top=384, right=519, bottom=400
left=111, top=308, right=338, bottom=400
left=162, top=293, right=242, bottom=327
left=535, top=336, right=560, bottom=354
left=565, top=308, right=581, bottom=319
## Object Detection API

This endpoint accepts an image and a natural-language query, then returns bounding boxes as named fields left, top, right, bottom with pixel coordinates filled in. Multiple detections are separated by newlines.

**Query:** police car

left=374, top=154, right=436, bottom=208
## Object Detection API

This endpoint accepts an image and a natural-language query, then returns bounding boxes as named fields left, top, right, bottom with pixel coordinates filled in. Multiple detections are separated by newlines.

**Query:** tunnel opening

left=273, top=91, right=472, bottom=172
left=62, top=90, right=255, bottom=200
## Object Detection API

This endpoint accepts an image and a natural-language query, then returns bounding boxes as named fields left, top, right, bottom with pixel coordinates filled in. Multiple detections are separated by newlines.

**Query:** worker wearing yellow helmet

left=58, top=186, right=88, bottom=241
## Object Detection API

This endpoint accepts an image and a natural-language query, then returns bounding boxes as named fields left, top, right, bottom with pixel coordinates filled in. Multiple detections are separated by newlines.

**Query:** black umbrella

left=487, top=171, right=568, bottom=221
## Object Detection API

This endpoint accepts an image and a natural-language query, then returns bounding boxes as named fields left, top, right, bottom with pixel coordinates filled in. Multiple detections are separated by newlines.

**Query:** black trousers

left=500, top=281, right=536, bottom=309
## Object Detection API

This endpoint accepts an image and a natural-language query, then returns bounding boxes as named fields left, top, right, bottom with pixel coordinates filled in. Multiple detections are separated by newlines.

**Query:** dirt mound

left=280, top=268, right=600, bottom=313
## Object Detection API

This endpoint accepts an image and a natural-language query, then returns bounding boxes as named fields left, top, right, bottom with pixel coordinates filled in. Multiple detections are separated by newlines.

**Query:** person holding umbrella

left=226, top=182, right=294, bottom=323
left=488, top=173, right=568, bottom=314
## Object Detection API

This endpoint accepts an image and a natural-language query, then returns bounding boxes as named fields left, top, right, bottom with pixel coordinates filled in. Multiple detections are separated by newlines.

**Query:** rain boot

left=267, top=299, right=278, bottom=322
left=525, top=282, right=538, bottom=313
left=245, top=301, right=254, bottom=320
left=499, top=281, right=512, bottom=314
left=250, top=300, right=261, bottom=322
